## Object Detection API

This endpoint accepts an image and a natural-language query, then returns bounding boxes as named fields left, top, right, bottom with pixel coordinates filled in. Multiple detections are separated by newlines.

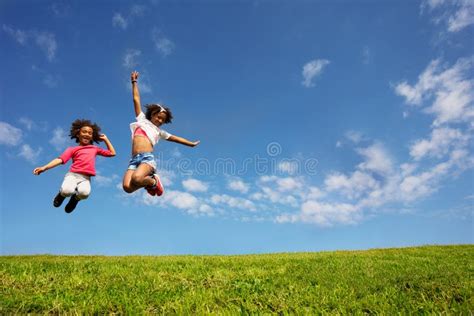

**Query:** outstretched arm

left=33, top=158, right=63, bottom=175
left=131, top=71, right=142, bottom=117
left=167, top=135, right=200, bottom=147
left=99, top=134, right=116, bottom=156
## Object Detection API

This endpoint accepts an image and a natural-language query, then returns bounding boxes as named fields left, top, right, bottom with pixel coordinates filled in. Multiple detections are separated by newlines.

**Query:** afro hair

left=69, top=119, right=102, bottom=144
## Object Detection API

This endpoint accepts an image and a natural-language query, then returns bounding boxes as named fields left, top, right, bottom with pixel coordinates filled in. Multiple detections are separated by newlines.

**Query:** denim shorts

left=127, top=152, right=157, bottom=170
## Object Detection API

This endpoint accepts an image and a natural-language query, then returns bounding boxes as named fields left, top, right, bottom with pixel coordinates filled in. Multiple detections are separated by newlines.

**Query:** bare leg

left=122, top=163, right=155, bottom=193
left=123, top=170, right=138, bottom=193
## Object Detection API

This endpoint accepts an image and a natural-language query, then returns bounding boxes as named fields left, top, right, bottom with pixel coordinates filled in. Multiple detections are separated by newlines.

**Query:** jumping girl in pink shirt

left=122, top=71, right=199, bottom=196
left=33, top=119, right=116, bottom=213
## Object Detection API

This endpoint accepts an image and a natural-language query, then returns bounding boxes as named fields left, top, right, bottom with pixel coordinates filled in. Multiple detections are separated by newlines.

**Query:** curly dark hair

left=145, top=104, right=173, bottom=124
left=69, top=119, right=102, bottom=144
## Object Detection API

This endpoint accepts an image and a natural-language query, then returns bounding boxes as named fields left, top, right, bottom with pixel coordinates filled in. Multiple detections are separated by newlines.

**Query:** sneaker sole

left=154, top=174, right=164, bottom=196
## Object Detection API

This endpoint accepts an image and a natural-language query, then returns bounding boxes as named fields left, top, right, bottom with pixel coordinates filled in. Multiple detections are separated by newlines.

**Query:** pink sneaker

left=145, top=185, right=156, bottom=196
left=151, top=173, right=164, bottom=196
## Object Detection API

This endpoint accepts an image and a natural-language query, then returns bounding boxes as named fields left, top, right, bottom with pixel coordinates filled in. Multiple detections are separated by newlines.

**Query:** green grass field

left=1, top=245, right=473, bottom=314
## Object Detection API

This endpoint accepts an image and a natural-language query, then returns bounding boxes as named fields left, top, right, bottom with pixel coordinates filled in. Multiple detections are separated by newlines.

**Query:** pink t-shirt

left=59, top=145, right=114, bottom=176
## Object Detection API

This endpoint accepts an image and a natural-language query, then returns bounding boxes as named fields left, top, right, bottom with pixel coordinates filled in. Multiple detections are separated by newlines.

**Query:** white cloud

left=198, top=204, right=214, bottom=215
left=260, top=186, right=299, bottom=207
left=325, top=171, right=379, bottom=200
left=356, top=143, right=394, bottom=175
left=254, top=176, right=302, bottom=207
left=143, top=189, right=212, bottom=215
left=18, top=117, right=34, bottom=131
left=131, top=4, right=147, bottom=17
left=391, top=55, right=474, bottom=205
left=277, top=148, right=472, bottom=226
left=421, top=0, right=474, bottom=32
left=422, top=0, right=446, bottom=10
left=395, top=59, right=440, bottom=106
left=95, top=173, right=119, bottom=187
left=113, top=5, right=148, bottom=31
left=182, top=178, right=209, bottom=192
left=277, top=201, right=360, bottom=227
left=156, top=38, right=174, bottom=56
left=164, top=190, right=199, bottom=209
left=301, top=201, right=360, bottom=226
left=398, top=158, right=453, bottom=202
left=301, top=59, right=330, bottom=88
left=170, top=147, right=182, bottom=158
left=345, top=130, right=365, bottom=144
left=410, top=127, right=469, bottom=160
left=273, top=54, right=474, bottom=225
left=395, top=82, right=424, bottom=106
left=143, top=189, right=215, bottom=216
left=210, top=194, right=257, bottom=211
left=43, top=73, right=59, bottom=88
left=366, top=148, right=472, bottom=206
left=139, top=82, right=152, bottom=94
left=259, top=175, right=304, bottom=192
left=3, top=26, right=57, bottom=61
left=50, top=3, right=70, bottom=17
left=259, top=186, right=283, bottom=203
left=2, top=24, right=27, bottom=45
left=362, top=46, right=371, bottom=64
left=49, top=127, right=69, bottom=151
left=152, top=28, right=175, bottom=57
left=305, top=186, right=326, bottom=200
left=123, top=49, right=141, bottom=69
left=250, top=192, right=264, bottom=200
left=112, top=13, right=128, bottom=30
left=399, top=173, right=436, bottom=201
left=34, top=31, right=57, bottom=62
left=428, top=58, right=474, bottom=126
left=260, top=175, right=278, bottom=183
left=227, top=178, right=249, bottom=194
left=400, top=163, right=418, bottom=176
left=447, top=1, right=474, bottom=32
left=0, top=121, right=23, bottom=146
left=287, top=117, right=473, bottom=222
left=31, top=65, right=60, bottom=88
left=19, top=144, right=42, bottom=164
left=283, top=148, right=470, bottom=225
left=395, top=57, right=474, bottom=126
left=156, top=169, right=175, bottom=187
left=276, top=177, right=303, bottom=191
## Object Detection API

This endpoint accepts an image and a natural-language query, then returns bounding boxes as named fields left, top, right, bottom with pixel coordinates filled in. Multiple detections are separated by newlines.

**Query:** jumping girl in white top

left=122, top=71, right=200, bottom=196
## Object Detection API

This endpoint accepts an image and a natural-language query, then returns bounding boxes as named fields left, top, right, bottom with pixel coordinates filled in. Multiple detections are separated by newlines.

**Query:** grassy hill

left=1, top=245, right=473, bottom=313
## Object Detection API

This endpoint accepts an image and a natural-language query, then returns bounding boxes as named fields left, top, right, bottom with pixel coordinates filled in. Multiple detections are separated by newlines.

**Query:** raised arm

left=33, top=158, right=63, bottom=175
left=131, top=71, right=142, bottom=117
left=167, top=135, right=200, bottom=147
left=99, top=134, right=116, bottom=156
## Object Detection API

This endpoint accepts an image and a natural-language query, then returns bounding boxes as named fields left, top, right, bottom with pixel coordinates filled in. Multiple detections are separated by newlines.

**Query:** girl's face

left=78, top=126, right=93, bottom=145
left=151, top=111, right=167, bottom=127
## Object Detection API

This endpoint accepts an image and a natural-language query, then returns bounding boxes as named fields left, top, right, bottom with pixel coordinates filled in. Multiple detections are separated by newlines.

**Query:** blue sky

left=1, top=0, right=473, bottom=255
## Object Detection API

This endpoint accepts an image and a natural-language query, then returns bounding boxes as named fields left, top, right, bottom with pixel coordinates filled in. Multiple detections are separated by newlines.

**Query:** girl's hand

left=33, top=167, right=45, bottom=175
left=190, top=140, right=200, bottom=147
left=99, top=134, right=108, bottom=141
left=131, top=71, right=139, bottom=82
